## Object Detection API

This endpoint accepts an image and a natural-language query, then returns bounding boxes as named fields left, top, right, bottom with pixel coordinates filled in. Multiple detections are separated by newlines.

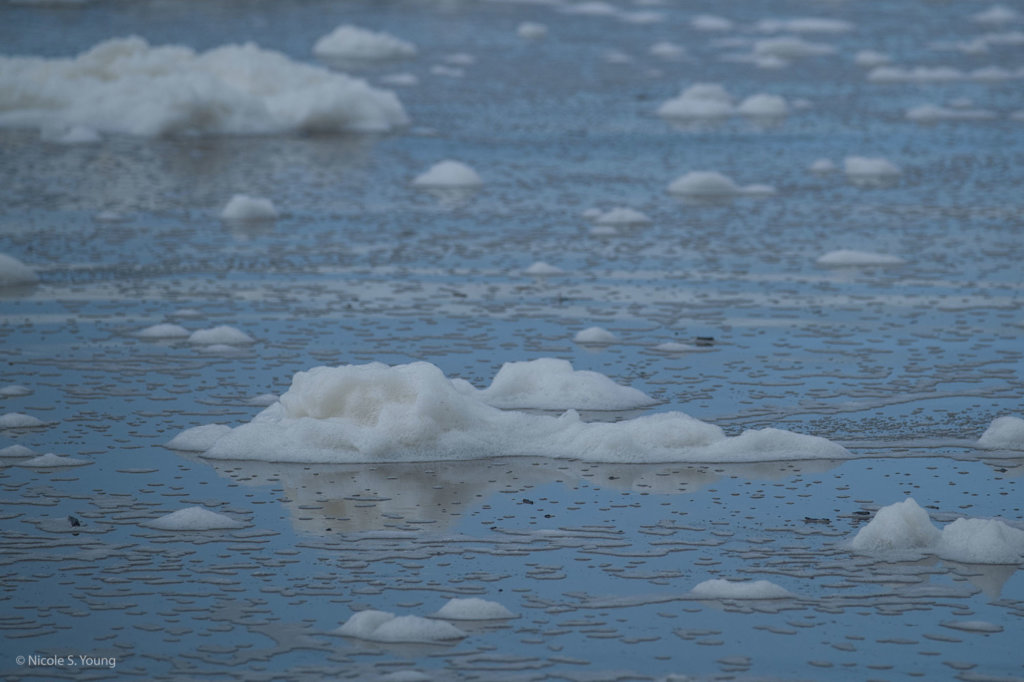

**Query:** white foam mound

left=0, top=384, right=32, bottom=397
left=0, top=413, right=45, bottom=428
left=524, top=261, right=565, bottom=276
left=906, top=104, right=996, bottom=122
left=816, top=250, right=906, bottom=267
left=19, top=453, right=90, bottom=467
left=0, top=36, right=409, bottom=136
left=851, top=498, right=941, bottom=552
left=313, top=25, right=417, bottom=60
left=0, top=444, right=35, bottom=457
left=220, top=194, right=278, bottom=221
left=0, top=253, right=39, bottom=287
left=667, top=171, right=740, bottom=196
left=188, top=326, right=255, bottom=345
left=201, top=360, right=849, bottom=464
left=657, top=83, right=734, bottom=119
left=411, top=160, right=483, bottom=187
left=517, top=22, right=548, bottom=39
left=854, top=50, right=891, bottom=68
left=144, top=506, right=245, bottom=531
left=851, top=498, right=1024, bottom=564
left=977, top=416, right=1024, bottom=450
left=937, top=518, right=1024, bottom=564
left=434, top=598, right=516, bottom=620
left=167, top=424, right=233, bottom=451
left=574, top=326, right=617, bottom=344
left=754, top=36, right=836, bottom=58
left=595, top=207, right=652, bottom=225
left=465, top=358, right=657, bottom=411
left=736, top=93, right=788, bottom=117
left=691, top=578, right=794, bottom=599
left=136, top=323, right=190, bottom=339
left=692, top=15, right=734, bottom=32
left=336, top=610, right=466, bottom=643
left=809, top=158, right=836, bottom=173
left=844, top=156, right=902, bottom=178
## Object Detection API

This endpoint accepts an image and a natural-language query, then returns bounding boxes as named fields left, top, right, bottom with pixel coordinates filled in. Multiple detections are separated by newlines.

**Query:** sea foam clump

left=976, top=416, right=1024, bottom=450
left=19, top=453, right=90, bottom=468
left=220, top=194, right=278, bottom=221
left=573, top=326, right=617, bottom=344
left=851, top=498, right=1024, bottom=564
left=434, top=598, right=516, bottom=620
left=657, top=83, right=734, bottom=119
left=336, top=610, right=466, bottom=643
left=461, top=358, right=657, bottom=411
left=816, top=250, right=906, bottom=267
left=668, top=171, right=774, bottom=197
left=0, top=413, right=46, bottom=428
left=850, top=498, right=941, bottom=553
left=690, top=579, right=794, bottom=600
left=198, top=360, right=849, bottom=464
left=188, top=326, right=255, bottom=345
left=144, top=506, right=245, bottom=531
left=595, top=207, right=652, bottom=225
left=136, top=323, right=190, bottom=339
left=0, top=36, right=409, bottom=136
left=411, top=160, right=483, bottom=187
left=0, top=253, right=39, bottom=287
left=313, top=25, right=417, bottom=60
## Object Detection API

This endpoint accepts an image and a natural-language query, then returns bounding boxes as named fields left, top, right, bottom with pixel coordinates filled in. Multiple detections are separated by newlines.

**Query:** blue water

left=1, top=0, right=1023, bottom=679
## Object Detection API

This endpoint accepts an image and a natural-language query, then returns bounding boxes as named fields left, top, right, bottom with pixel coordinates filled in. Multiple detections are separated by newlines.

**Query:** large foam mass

left=0, top=36, right=409, bottom=136
left=201, top=360, right=849, bottom=464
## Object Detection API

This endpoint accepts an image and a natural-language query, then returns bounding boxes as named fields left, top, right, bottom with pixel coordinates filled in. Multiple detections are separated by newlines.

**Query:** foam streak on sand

left=194, top=360, right=849, bottom=464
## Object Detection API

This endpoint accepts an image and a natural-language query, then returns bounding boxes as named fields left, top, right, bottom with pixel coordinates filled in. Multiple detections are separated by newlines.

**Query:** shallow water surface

left=1, top=0, right=1022, bottom=679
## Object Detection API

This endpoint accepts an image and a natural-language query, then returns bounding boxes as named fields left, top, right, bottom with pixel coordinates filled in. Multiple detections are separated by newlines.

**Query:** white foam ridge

left=0, top=36, right=409, bottom=136
left=0, top=253, right=39, bottom=287
left=220, top=194, right=278, bottom=221
left=188, top=326, right=255, bottom=345
left=313, top=25, right=417, bottom=60
left=135, top=323, right=191, bottom=339
left=456, top=358, right=657, bottom=410
left=668, top=171, right=774, bottom=197
left=977, top=416, right=1024, bottom=450
left=335, top=610, right=467, bottom=643
left=0, top=444, right=35, bottom=457
left=434, top=598, right=516, bottom=620
left=524, top=261, right=565, bottom=275
left=844, top=156, right=902, bottom=177
left=594, top=207, right=652, bottom=225
left=851, top=498, right=1024, bottom=564
left=411, top=160, right=483, bottom=187
left=143, top=506, right=246, bottom=531
left=657, top=83, right=788, bottom=120
left=690, top=578, right=795, bottom=600
left=0, top=413, right=46, bottom=428
left=573, top=327, right=617, bottom=344
left=816, top=250, right=907, bottom=267
left=19, top=453, right=91, bottom=467
left=192, top=360, right=850, bottom=464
